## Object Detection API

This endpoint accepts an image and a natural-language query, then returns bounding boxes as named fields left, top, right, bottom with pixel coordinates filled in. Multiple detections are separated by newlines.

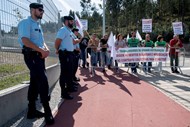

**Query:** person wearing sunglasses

left=18, top=3, right=54, bottom=125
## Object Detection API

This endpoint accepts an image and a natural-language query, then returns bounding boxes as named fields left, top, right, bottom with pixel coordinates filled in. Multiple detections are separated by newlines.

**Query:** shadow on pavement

left=80, top=67, right=135, bottom=96
left=48, top=84, right=88, bottom=127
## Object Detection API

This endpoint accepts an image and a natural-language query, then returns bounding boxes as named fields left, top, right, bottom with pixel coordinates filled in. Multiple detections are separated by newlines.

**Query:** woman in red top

left=169, top=35, right=183, bottom=73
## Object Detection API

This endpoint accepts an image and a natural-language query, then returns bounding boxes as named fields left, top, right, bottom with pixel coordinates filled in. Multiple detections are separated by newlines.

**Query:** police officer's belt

left=58, top=50, right=73, bottom=54
left=74, top=50, right=80, bottom=54
left=22, top=46, right=41, bottom=56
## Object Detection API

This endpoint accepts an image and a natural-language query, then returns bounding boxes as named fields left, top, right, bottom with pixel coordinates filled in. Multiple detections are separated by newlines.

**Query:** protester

left=88, top=33, right=99, bottom=73
left=100, top=34, right=110, bottom=72
left=155, top=35, right=167, bottom=72
left=79, top=31, right=90, bottom=68
left=115, top=34, right=126, bottom=73
left=169, top=34, right=183, bottom=73
left=127, top=31, right=140, bottom=73
left=142, top=34, right=154, bottom=73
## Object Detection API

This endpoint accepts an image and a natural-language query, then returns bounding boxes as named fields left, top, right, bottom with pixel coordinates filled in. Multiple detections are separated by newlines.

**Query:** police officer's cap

left=63, top=16, right=74, bottom=21
left=72, top=28, right=79, bottom=32
left=29, top=3, right=43, bottom=9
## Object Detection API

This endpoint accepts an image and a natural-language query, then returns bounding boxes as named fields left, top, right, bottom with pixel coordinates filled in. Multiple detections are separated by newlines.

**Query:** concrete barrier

left=0, top=64, right=60, bottom=126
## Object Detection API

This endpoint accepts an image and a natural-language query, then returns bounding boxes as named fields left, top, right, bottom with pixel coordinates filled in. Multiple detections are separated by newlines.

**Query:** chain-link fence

left=0, top=0, right=61, bottom=90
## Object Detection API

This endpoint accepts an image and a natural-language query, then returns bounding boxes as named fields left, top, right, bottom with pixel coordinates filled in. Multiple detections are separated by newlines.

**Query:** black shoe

left=171, top=67, right=175, bottom=73
left=148, top=70, right=151, bottom=73
left=27, top=110, right=45, bottom=119
left=43, top=103, right=54, bottom=125
left=45, top=114, right=54, bottom=125
left=102, top=69, right=105, bottom=72
left=108, top=65, right=111, bottom=69
left=68, top=87, right=78, bottom=92
left=61, top=93, right=73, bottom=100
left=175, top=70, right=180, bottom=73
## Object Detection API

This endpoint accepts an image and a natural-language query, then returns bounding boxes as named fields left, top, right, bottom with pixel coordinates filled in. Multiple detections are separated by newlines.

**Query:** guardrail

left=0, top=64, right=60, bottom=127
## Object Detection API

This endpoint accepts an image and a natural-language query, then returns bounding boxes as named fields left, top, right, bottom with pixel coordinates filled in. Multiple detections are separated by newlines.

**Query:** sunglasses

left=38, top=8, right=44, bottom=12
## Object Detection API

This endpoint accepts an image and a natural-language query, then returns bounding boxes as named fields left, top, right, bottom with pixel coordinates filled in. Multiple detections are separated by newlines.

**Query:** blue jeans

left=80, top=49, right=86, bottom=67
left=101, top=51, right=109, bottom=68
left=170, top=54, right=179, bottom=71
left=143, top=62, right=152, bottom=71
left=130, top=63, right=137, bottom=72
left=91, top=51, right=97, bottom=66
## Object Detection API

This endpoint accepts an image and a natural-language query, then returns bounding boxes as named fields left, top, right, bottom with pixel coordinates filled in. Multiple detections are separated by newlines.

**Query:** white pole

left=103, top=0, right=105, bottom=36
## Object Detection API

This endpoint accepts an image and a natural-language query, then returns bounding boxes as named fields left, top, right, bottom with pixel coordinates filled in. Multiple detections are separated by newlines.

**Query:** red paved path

left=48, top=68, right=190, bottom=127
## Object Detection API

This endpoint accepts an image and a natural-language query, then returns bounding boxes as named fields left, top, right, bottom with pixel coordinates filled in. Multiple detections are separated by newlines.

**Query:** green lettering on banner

left=119, top=50, right=127, bottom=53
left=142, top=49, right=151, bottom=52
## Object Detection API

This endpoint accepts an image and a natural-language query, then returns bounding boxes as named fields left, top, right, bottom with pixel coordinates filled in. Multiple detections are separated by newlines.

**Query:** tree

left=106, top=0, right=123, bottom=33
left=80, top=0, right=92, bottom=18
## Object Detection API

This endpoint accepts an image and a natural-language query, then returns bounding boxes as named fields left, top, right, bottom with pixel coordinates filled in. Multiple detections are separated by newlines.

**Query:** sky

left=53, top=0, right=102, bottom=16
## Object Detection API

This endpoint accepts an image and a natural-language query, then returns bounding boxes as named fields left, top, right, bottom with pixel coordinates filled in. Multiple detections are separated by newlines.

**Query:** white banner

left=114, top=47, right=168, bottom=63
left=142, top=19, right=152, bottom=33
left=80, top=19, right=88, bottom=30
left=172, top=22, right=183, bottom=35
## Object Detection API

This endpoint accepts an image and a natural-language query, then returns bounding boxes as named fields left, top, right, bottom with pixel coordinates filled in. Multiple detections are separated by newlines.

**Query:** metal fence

left=0, top=0, right=60, bottom=90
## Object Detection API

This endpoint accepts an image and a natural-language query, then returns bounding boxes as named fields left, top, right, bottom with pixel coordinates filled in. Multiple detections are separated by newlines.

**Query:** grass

left=0, top=54, right=59, bottom=90
left=0, top=64, right=28, bottom=77
left=0, top=73, right=29, bottom=90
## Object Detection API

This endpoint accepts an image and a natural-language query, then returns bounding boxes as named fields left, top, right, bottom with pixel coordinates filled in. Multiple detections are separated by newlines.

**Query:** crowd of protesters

left=79, top=31, right=183, bottom=75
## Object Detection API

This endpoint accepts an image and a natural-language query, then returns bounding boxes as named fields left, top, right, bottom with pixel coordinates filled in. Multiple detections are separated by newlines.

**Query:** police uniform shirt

left=73, top=43, right=80, bottom=50
left=56, top=26, right=74, bottom=52
left=18, top=16, right=44, bottom=48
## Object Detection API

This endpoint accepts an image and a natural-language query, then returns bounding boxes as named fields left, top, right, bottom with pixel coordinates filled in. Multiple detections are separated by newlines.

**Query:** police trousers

left=22, top=49, right=50, bottom=104
left=58, top=50, right=74, bottom=93
left=73, top=51, right=80, bottom=79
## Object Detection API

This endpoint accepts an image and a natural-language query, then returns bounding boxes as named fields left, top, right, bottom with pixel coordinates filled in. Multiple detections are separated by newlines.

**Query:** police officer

left=72, top=28, right=82, bottom=82
left=18, top=3, right=54, bottom=125
left=55, top=16, right=77, bottom=100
